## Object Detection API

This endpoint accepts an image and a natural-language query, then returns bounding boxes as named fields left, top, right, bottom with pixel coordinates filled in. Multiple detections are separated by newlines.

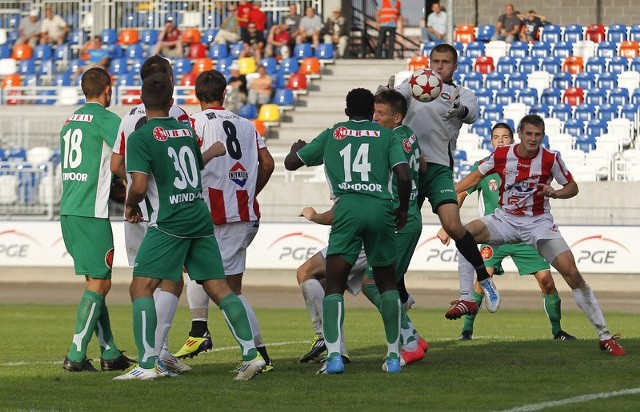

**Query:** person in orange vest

left=376, top=0, right=401, bottom=59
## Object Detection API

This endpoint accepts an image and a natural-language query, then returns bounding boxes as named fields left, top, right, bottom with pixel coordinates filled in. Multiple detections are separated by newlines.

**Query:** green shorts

left=327, top=194, right=396, bottom=267
left=133, top=227, right=225, bottom=282
left=418, top=163, right=458, bottom=214
left=480, top=243, right=549, bottom=276
left=366, top=229, right=421, bottom=282
left=60, top=215, right=113, bottom=279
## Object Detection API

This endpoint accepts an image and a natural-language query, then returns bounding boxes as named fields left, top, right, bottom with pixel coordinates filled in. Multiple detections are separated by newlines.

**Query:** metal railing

left=0, top=161, right=57, bottom=219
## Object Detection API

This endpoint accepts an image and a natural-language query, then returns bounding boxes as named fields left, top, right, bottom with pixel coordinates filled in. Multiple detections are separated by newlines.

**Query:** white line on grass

left=497, top=387, right=640, bottom=412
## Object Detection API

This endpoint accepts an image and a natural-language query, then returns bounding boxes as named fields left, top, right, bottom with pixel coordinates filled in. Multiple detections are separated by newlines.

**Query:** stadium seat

left=587, top=118, right=608, bottom=139
left=540, top=56, right=562, bottom=74
left=33, top=44, right=53, bottom=61
left=173, top=58, right=192, bottom=76
left=108, top=58, right=129, bottom=75
left=299, top=57, right=321, bottom=77
left=543, top=117, right=564, bottom=136
left=106, top=44, right=124, bottom=59
left=527, top=70, right=551, bottom=94
left=259, top=57, right=278, bottom=75
left=585, top=24, right=606, bottom=43
left=564, top=118, right=587, bottom=138
left=118, top=29, right=139, bottom=45
left=629, top=24, right=640, bottom=42
left=518, top=88, right=538, bottom=106
left=494, top=89, right=515, bottom=106
left=562, top=56, right=584, bottom=74
left=456, top=56, right=473, bottom=74
left=65, top=59, right=86, bottom=74
left=496, top=56, right=517, bottom=74
left=607, top=24, right=627, bottom=43
left=585, top=56, right=606, bottom=74
left=607, top=117, right=633, bottom=146
left=215, top=57, right=233, bottom=74
left=598, top=103, right=619, bottom=122
left=618, top=70, right=640, bottom=92
left=125, top=43, right=145, bottom=59
left=315, top=43, right=334, bottom=60
left=101, top=29, right=118, bottom=45
left=16, top=59, right=36, bottom=75
left=475, top=88, right=493, bottom=106
left=574, top=103, right=596, bottom=122
left=552, top=42, right=572, bottom=59
left=181, top=28, right=202, bottom=45
left=285, top=73, right=307, bottom=92
left=53, top=44, right=72, bottom=62
left=482, top=103, right=504, bottom=121
left=563, top=87, right=585, bottom=106
left=22, top=73, right=39, bottom=87
left=202, top=29, right=219, bottom=44
left=507, top=41, right=528, bottom=58
left=252, top=119, right=266, bottom=137
left=191, top=58, right=213, bottom=75
left=563, top=24, right=584, bottom=43
left=585, top=88, right=606, bottom=106
left=464, top=41, right=484, bottom=58
left=141, top=29, right=159, bottom=45
left=552, top=71, right=573, bottom=89
left=503, top=102, right=528, bottom=125
left=518, top=56, right=539, bottom=74
left=620, top=103, right=639, bottom=124
left=11, top=44, right=32, bottom=60
left=188, top=43, right=207, bottom=59
left=209, top=43, right=228, bottom=60
left=257, top=104, right=280, bottom=124
left=572, top=40, right=596, bottom=61
left=608, top=87, right=629, bottom=106
left=474, top=56, right=494, bottom=74
left=462, top=71, right=484, bottom=90
left=452, top=41, right=464, bottom=57
left=484, top=40, right=507, bottom=62
left=272, top=71, right=286, bottom=89
left=470, top=118, right=492, bottom=136
left=596, top=41, right=617, bottom=58
left=37, top=60, right=54, bottom=77
left=574, top=71, right=596, bottom=89
left=540, top=25, right=562, bottom=43
left=407, top=55, right=428, bottom=71
left=530, top=41, right=551, bottom=58
left=476, top=25, right=495, bottom=42
left=529, top=103, right=550, bottom=117
left=0, top=43, right=11, bottom=59
left=541, top=88, right=562, bottom=106
left=507, top=71, right=527, bottom=89
left=597, top=72, right=618, bottom=89
left=237, top=57, right=257, bottom=75
left=280, top=58, right=300, bottom=76
left=619, top=41, right=639, bottom=59
left=547, top=133, right=575, bottom=152
left=608, top=56, right=628, bottom=74
left=116, top=72, right=137, bottom=87
left=0, top=58, right=17, bottom=76
left=485, top=71, right=505, bottom=89
left=293, top=43, right=314, bottom=59
left=454, top=24, right=475, bottom=43
left=229, top=42, right=245, bottom=59
left=272, top=88, right=295, bottom=109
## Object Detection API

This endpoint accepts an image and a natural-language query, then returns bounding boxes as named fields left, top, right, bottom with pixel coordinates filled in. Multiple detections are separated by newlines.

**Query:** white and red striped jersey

left=478, top=144, right=573, bottom=217
left=114, top=103, right=190, bottom=220
left=190, top=108, right=266, bottom=225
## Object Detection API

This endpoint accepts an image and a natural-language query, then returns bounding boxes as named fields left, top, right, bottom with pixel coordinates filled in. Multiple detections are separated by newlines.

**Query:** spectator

left=213, top=2, right=240, bottom=44
left=79, top=35, right=104, bottom=60
left=241, top=22, right=265, bottom=62
left=322, top=7, right=348, bottom=58
left=153, top=16, right=183, bottom=57
left=249, top=1, right=267, bottom=33
left=423, top=2, right=448, bottom=42
left=225, top=62, right=248, bottom=113
left=40, top=6, right=68, bottom=46
left=237, top=0, right=253, bottom=39
left=491, top=3, right=521, bottom=43
left=265, top=24, right=291, bottom=58
left=518, top=10, right=546, bottom=42
left=375, top=0, right=401, bottom=59
left=16, top=9, right=41, bottom=48
left=295, top=6, right=322, bottom=49
left=247, top=65, right=273, bottom=107
left=281, top=2, right=301, bottom=39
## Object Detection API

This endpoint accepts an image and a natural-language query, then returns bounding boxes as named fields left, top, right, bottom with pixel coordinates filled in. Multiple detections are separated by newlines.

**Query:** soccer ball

left=409, top=68, right=443, bottom=103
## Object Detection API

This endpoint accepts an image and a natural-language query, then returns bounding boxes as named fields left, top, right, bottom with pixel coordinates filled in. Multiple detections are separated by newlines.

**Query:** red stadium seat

left=474, top=56, right=494, bottom=74
left=562, top=87, right=585, bottom=106
left=285, top=73, right=307, bottom=91
left=122, top=89, right=142, bottom=105
left=454, top=24, right=475, bottom=43
left=585, top=24, right=605, bottom=43
left=118, top=29, right=139, bottom=45
left=562, top=56, right=584, bottom=74
left=408, top=55, right=428, bottom=72
left=187, top=43, right=207, bottom=59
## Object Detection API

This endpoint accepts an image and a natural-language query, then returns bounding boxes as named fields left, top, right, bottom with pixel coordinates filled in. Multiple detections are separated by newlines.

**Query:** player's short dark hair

left=492, top=122, right=514, bottom=138
left=375, top=89, right=407, bottom=118
left=518, top=114, right=545, bottom=133
left=346, top=88, right=374, bottom=120
left=430, top=43, right=458, bottom=65
left=140, top=55, right=173, bottom=81
left=81, top=67, right=111, bottom=98
left=141, top=73, right=173, bottom=111
left=195, top=70, right=227, bottom=103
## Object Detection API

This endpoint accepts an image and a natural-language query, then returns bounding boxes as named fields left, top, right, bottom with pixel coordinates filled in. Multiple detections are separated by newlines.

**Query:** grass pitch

left=0, top=304, right=638, bottom=411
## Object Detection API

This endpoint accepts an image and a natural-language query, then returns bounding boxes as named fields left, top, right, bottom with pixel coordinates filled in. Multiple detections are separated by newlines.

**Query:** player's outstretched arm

left=284, top=139, right=307, bottom=170
left=455, top=169, right=484, bottom=194
left=110, top=153, right=126, bottom=179
left=202, top=141, right=226, bottom=164
left=256, top=147, right=275, bottom=196
left=299, top=204, right=335, bottom=225
left=538, top=180, right=578, bottom=200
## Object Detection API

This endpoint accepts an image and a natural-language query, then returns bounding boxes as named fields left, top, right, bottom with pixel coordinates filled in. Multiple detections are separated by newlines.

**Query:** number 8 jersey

left=59, top=102, right=120, bottom=218
left=190, top=108, right=266, bottom=225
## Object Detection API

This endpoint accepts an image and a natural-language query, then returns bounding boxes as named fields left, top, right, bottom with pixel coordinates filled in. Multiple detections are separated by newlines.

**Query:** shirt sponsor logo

left=403, top=133, right=417, bottom=153
left=489, top=179, right=498, bottom=191
left=333, top=126, right=381, bottom=140
left=229, top=162, right=249, bottom=187
left=480, top=245, right=494, bottom=260
left=62, top=172, right=88, bottom=181
left=169, top=191, right=203, bottom=204
left=338, top=182, right=382, bottom=192
left=153, top=127, right=193, bottom=141
left=505, top=182, right=536, bottom=193
left=64, top=114, right=93, bottom=125
left=440, top=92, right=451, bottom=101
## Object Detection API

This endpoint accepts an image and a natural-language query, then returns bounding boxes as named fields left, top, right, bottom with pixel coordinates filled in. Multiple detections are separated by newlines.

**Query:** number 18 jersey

left=190, top=108, right=266, bottom=225
left=126, top=117, right=212, bottom=238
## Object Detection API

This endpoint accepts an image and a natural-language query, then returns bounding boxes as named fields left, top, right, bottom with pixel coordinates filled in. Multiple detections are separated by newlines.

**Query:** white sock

left=238, top=294, right=264, bottom=347
left=186, top=279, right=210, bottom=322
left=457, top=252, right=475, bottom=301
left=401, top=327, right=417, bottom=351
left=154, top=290, right=179, bottom=358
left=572, top=284, right=611, bottom=340
left=300, top=279, right=325, bottom=336
left=339, top=325, right=349, bottom=357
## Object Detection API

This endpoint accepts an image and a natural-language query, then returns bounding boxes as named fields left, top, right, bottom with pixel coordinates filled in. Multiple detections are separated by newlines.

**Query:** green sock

left=543, top=292, right=562, bottom=336
left=219, top=293, right=256, bottom=361
left=363, top=283, right=382, bottom=310
left=322, top=294, right=344, bottom=360
left=132, top=297, right=156, bottom=369
left=400, top=308, right=417, bottom=348
left=95, top=301, right=121, bottom=360
left=380, top=290, right=401, bottom=359
left=67, top=290, right=103, bottom=362
left=462, top=291, right=484, bottom=334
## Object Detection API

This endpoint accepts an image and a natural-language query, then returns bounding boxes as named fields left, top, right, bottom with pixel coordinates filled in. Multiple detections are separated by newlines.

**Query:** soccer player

left=394, top=43, right=499, bottom=319
left=60, top=67, right=134, bottom=373
left=455, top=114, right=626, bottom=356
left=285, top=88, right=411, bottom=374
left=175, top=70, right=276, bottom=371
left=110, top=55, right=194, bottom=374
left=115, top=72, right=265, bottom=380
left=437, top=123, right=576, bottom=341
left=361, top=89, right=428, bottom=366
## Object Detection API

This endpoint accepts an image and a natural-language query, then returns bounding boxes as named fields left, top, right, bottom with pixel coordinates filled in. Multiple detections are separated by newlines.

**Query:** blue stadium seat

left=518, top=56, right=539, bottom=74
left=7, top=30, right=19, bottom=44
left=608, top=87, right=629, bottom=106
left=0, top=43, right=11, bottom=59
left=585, top=88, right=607, bottom=106
left=214, top=57, right=233, bottom=74
left=69, top=29, right=86, bottom=45
left=456, top=56, right=473, bottom=74
left=552, top=72, right=573, bottom=89
left=125, top=43, right=145, bottom=59
left=65, top=59, right=86, bottom=75
left=34, top=44, right=53, bottom=61
left=564, top=118, right=586, bottom=137
left=586, top=118, right=608, bottom=139
left=259, top=57, right=278, bottom=75
left=229, top=42, right=244, bottom=59
left=272, top=88, right=295, bottom=108
left=563, top=24, right=584, bottom=43
left=620, top=103, right=639, bottom=123
left=452, top=41, right=464, bottom=57
left=575, top=135, right=596, bottom=152
left=238, top=103, right=258, bottom=119
left=550, top=103, right=573, bottom=122
left=541, top=88, right=562, bottom=105
left=496, top=56, right=517, bottom=74
left=552, top=42, right=572, bottom=59
left=6, top=148, right=27, bottom=161
left=530, top=42, right=551, bottom=58
left=293, top=43, right=314, bottom=59
left=597, top=71, right=618, bottom=89
left=608, top=56, right=628, bottom=75
left=540, top=56, right=562, bottom=74
left=482, top=104, right=504, bottom=121
left=272, top=71, right=286, bottom=89
left=315, top=43, right=334, bottom=60
left=630, top=57, right=640, bottom=72
left=53, top=72, right=71, bottom=87
left=172, top=58, right=192, bottom=76
left=141, top=29, right=159, bottom=45
left=585, top=56, right=606, bottom=74
left=494, top=118, right=515, bottom=133
left=575, top=71, right=596, bottom=90
left=476, top=25, right=495, bottom=42
left=209, top=43, right=228, bottom=60
left=465, top=41, right=485, bottom=58
left=22, top=74, right=40, bottom=87
left=106, top=44, right=124, bottom=59
left=518, top=88, right=538, bottom=106
left=574, top=103, right=596, bottom=122
left=37, top=60, right=54, bottom=76
left=629, top=24, right=640, bottom=42
left=507, top=71, right=527, bottom=89
left=101, top=29, right=118, bottom=45
left=279, top=58, right=299, bottom=75
left=494, top=88, right=516, bottom=105
left=35, top=89, right=56, bottom=105
left=53, top=44, right=72, bottom=61
left=508, top=41, right=529, bottom=58
left=529, top=103, right=550, bottom=117
left=597, top=103, right=619, bottom=121
left=131, top=58, right=145, bottom=74
left=421, top=40, right=442, bottom=56
left=203, top=29, right=219, bottom=44
left=108, top=58, right=129, bottom=75
left=470, top=118, right=492, bottom=136
left=117, top=72, right=138, bottom=87
left=540, top=25, right=562, bottom=43
left=596, top=41, right=617, bottom=58
left=475, top=88, right=493, bottom=107
left=485, top=71, right=506, bottom=89
left=607, top=24, right=627, bottom=43
left=16, top=59, right=36, bottom=75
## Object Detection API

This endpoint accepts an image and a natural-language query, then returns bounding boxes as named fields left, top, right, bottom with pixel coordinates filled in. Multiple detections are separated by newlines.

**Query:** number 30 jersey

left=190, top=108, right=266, bottom=225
left=126, top=117, right=212, bottom=238
left=60, top=102, right=120, bottom=218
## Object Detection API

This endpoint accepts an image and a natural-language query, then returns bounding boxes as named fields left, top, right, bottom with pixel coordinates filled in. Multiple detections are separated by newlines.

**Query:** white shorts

left=124, top=221, right=148, bottom=266
left=321, top=246, right=367, bottom=296
left=215, top=220, right=259, bottom=276
left=481, top=209, right=569, bottom=262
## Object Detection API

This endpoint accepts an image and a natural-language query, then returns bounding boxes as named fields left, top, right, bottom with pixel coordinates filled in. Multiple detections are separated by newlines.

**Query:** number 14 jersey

left=190, top=108, right=266, bottom=225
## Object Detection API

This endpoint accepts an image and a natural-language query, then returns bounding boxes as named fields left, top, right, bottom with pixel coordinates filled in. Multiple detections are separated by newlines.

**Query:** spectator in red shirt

left=249, top=1, right=267, bottom=32
left=153, top=17, right=183, bottom=57
left=265, top=24, right=291, bottom=58
left=237, top=0, right=252, bottom=39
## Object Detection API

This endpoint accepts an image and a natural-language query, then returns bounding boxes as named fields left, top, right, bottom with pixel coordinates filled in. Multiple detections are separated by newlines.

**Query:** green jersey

left=393, top=125, right=422, bottom=233
left=126, top=117, right=213, bottom=238
left=60, top=102, right=119, bottom=218
left=467, top=160, right=501, bottom=216
left=297, top=119, right=407, bottom=200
